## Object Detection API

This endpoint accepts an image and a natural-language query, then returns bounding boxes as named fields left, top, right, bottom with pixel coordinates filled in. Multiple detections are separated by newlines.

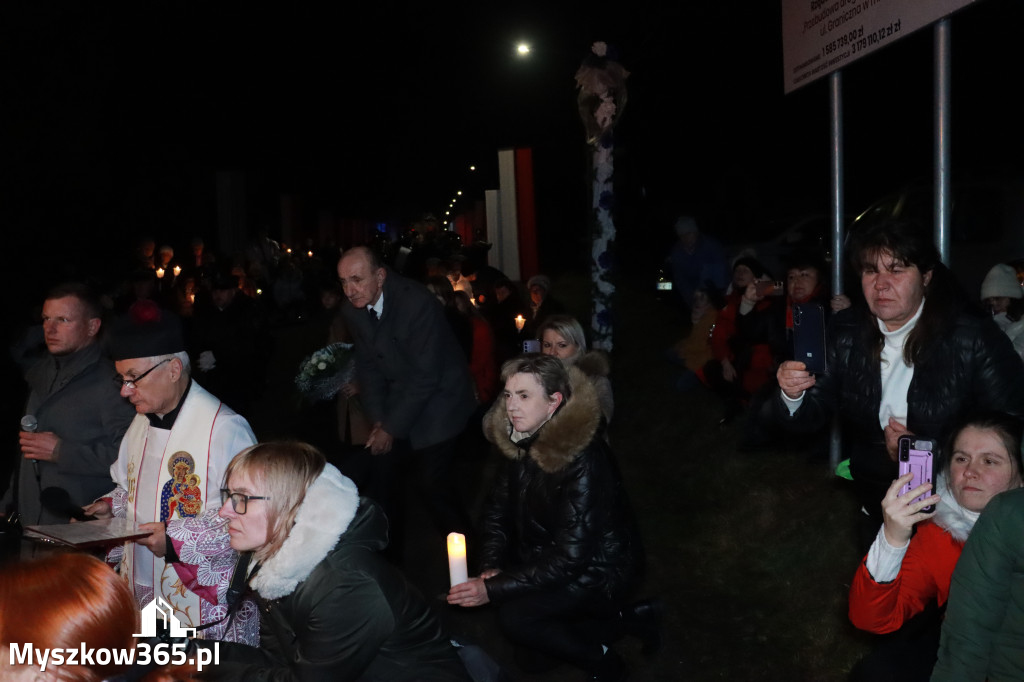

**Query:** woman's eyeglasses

left=219, top=489, right=271, bottom=514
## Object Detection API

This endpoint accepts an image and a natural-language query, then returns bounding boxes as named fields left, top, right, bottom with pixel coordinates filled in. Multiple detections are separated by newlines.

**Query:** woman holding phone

left=848, top=412, right=1024, bottom=680
left=773, top=219, right=1024, bottom=550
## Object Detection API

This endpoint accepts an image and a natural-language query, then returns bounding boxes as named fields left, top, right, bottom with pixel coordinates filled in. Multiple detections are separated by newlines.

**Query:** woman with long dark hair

left=774, top=219, right=1024, bottom=548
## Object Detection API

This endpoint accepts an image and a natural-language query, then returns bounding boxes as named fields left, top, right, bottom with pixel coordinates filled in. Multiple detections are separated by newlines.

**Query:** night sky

left=3, top=0, right=1024, bottom=308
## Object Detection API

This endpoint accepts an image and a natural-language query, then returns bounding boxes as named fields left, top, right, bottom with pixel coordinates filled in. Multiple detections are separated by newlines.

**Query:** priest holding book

left=84, top=300, right=258, bottom=644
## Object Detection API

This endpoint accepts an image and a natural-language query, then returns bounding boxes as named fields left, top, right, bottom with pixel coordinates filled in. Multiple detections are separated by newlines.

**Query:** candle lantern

left=515, top=315, right=525, bottom=332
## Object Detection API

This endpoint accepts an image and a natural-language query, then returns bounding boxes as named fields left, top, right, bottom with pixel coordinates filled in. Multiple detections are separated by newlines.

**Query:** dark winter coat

left=771, top=307, right=1024, bottom=510
left=214, top=467, right=468, bottom=682
left=480, top=367, right=641, bottom=603
left=933, top=487, right=1024, bottom=681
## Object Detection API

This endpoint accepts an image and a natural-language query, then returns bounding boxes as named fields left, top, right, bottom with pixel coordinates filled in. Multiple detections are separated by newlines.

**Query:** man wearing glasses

left=3, top=282, right=136, bottom=525
left=84, top=300, right=258, bottom=645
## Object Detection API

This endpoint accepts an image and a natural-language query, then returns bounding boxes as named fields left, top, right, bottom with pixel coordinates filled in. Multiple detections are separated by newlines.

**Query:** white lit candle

left=447, top=532, right=468, bottom=587
left=155, top=267, right=165, bottom=279
left=173, top=265, right=181, bottom=277
left=515, top=315, right=525, bottom=332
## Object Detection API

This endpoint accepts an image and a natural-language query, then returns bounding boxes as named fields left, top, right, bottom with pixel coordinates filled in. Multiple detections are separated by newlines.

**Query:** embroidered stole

left=121, top=383, right=222, bottom=629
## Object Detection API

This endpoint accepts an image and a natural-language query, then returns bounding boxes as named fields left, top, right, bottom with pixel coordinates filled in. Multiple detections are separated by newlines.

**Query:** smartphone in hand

left=792, top=303, right=827, bottom=374
left=523, top=339, right=541, bottom=353
left=898, top=436, right=936, bottom=513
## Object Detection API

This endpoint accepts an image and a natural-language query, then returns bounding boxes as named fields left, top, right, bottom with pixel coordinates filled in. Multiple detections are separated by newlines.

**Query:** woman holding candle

left=211, top=441, right=469, bottom=681
left=447, top=355, right=653, bottom=681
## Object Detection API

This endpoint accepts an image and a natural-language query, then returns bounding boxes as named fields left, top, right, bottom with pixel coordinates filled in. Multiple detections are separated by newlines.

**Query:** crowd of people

left=1, top=226, right=656, bottom=682
left=665, top=213, right=1024, bottom=679
left=9, top=213, right=1024, bottom=680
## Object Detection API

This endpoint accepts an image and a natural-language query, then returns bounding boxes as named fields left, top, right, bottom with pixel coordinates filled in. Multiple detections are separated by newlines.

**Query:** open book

left=24, top=518, right=152, bottom=549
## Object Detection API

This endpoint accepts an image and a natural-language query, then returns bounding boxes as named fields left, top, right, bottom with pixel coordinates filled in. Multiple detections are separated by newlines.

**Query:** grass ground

left=253, top=271, right=878, bottom=681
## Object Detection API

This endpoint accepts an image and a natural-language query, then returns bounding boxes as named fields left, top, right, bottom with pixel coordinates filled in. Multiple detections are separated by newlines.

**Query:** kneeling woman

left=213, top=442, right=468, bottom=681
left=848, top=412, right=1024, bottom=679
left=448, top=355, right=646, bottom=680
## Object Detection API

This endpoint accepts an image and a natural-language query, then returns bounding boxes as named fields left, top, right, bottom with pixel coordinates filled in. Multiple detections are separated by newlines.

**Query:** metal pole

left=934, top=19, right=952, bottom=265
left=828, top=70, right=844, bottom=472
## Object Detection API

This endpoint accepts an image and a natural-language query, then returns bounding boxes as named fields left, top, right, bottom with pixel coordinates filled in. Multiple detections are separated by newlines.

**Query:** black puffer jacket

left=213, top=466, right=468, bottom=682
left=480, top=367, right=641, bottom=603
left=773, top=306, right=1024, bottom=507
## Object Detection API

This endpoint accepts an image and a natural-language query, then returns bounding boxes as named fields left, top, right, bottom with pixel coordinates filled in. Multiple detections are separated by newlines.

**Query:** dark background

left=2, top=0, right=1023, bottom=312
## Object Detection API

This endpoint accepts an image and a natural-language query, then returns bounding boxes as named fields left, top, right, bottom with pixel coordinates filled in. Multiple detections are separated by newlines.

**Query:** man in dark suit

left=4, top=282, right=136, bottom=525
left=338, top=246, right=477, bottom=553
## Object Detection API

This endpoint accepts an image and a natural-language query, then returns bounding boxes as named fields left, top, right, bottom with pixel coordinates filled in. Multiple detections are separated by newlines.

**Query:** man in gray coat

left=4, top=282, right=136, bottom=525
left=338, top=247, right=477, bottom=552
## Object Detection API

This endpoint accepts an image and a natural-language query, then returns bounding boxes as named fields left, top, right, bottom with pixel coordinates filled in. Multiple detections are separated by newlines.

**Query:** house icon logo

left=134, top=596, right=196, bottom=638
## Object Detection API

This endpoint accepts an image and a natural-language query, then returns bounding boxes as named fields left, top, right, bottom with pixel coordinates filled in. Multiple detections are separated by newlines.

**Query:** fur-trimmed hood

left=573, top=349, right=610, bottom=379
left=251, top=464, right=361, bottom=600
left=932, top=474, right=980, bottom=544
left=483, top=365, right=602, bottom=473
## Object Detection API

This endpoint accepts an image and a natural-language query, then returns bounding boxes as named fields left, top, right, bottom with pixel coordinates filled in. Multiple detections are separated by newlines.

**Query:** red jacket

left=708, top=292, right=775, bottom=396
left=848, top=520, right=964, bottom=634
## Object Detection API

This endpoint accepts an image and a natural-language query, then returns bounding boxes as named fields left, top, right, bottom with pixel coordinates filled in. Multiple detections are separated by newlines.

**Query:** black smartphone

left=792, top=302, right=827, bottom=374
left=898, top=436, right=936, bottom=513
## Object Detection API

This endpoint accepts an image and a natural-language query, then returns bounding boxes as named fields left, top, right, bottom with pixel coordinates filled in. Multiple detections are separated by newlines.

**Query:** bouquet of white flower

left=294, top=342, right=356, bottom=401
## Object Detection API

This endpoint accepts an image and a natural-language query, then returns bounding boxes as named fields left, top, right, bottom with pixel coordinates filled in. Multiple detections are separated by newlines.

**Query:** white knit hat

left=981, top=264, right=1023, bottom=300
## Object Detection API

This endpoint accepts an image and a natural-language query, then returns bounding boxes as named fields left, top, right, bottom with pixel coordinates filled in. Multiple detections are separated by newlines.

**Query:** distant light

left=307, top=250, right=313, bottom=258
left=286, top=247, right=292, bottom=254
left=469, top=165, right=476, bottom=171
left=456, top=190, right=462, bottom=196
left=516, top=42, right=531, bottom=56
left=445, top=210, right=450, bottom=216
left=256, top=288, right=262, bottom=295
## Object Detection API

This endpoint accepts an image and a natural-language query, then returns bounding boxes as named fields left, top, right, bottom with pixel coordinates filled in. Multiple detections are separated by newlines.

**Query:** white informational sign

left=781, top=0, right=978, bottom=93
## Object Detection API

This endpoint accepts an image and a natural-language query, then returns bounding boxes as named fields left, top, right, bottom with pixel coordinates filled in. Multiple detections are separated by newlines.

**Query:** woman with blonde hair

left=211, top=441, right=469, bottom=681
left=536, top=314, right=614, bottom=422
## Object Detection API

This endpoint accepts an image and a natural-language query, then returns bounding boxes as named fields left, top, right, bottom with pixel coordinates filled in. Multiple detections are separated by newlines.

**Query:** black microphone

left=21, top=414, right=40, bottom=482
left=40, top=487, right=96, bottom=522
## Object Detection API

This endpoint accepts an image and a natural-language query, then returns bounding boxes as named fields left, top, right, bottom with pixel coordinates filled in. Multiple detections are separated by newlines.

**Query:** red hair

left=0, top=553, right=138, bottom=682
